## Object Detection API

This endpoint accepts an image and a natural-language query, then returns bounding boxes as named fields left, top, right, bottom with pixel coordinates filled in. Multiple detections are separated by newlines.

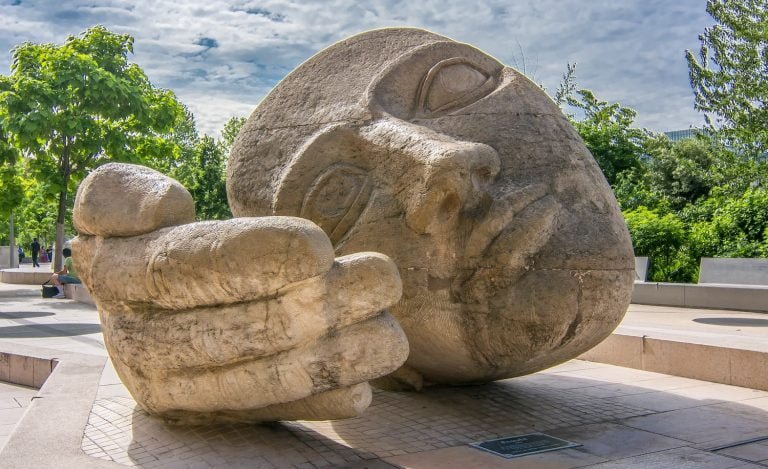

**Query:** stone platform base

left=64, top=284, right=95, bottom=306
left=0, top=268, right=53, bottom=285
left=581, top=333, right=768, bottom=391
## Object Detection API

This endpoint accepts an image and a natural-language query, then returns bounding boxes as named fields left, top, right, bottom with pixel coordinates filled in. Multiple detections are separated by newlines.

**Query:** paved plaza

left=1, top=279, right=768, bottom=467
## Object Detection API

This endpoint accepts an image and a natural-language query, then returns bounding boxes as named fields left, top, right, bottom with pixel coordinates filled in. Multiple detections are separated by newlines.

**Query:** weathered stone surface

left=229, top=27, right=635, bottom=388
left=74, top=27, right=634, bottom=423
left=73, top=163, right=408, bottom=423
left=74, top=163, right=195, bottom=236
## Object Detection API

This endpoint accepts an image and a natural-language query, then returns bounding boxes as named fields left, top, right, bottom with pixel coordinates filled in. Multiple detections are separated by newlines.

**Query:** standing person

left=39, top=248, right=48, bottom=263
left=30, top=238, right=41, bottom=267
left=46, top=245, right=53, bottom=263
left=50, top=247, right=80, bottom=299
left=17, top=246, right=23, bottom=266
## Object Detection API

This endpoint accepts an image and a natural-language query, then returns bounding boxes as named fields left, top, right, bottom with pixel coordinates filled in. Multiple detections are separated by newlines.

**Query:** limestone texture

left=73, top=28, right=634, bottom=423
left=228, top=28, right=635, bottom=389
left=73, top=163, right=408, bottom=423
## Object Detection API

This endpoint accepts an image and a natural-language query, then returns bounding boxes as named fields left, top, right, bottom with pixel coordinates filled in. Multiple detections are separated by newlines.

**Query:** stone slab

left=0, top=342, right=115, bottom=468
left=635, top=257, right=648, bottom=282
left=63, top=284, right=95, bottom=306
left=582, top=334, right=768, bottom=391
left=699, top=258, right=768, bottom=286
left=632, top=282, right=768, bottom=312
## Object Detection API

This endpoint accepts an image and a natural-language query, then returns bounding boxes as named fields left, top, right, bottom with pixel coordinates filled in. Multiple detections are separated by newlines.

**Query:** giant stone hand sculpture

left=73, top=164, right=408, bottom=424
left=228, top=28, right=635, bottom=389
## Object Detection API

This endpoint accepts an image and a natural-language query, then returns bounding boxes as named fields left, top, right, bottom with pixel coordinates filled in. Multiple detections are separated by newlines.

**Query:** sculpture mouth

left=451, top=184, right=560, bottom=304
left=464, top=183, right=555, bottom=263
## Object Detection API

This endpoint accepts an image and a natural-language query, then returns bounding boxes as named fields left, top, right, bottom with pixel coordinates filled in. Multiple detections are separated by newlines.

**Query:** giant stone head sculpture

left=229, top=28, right=635, bottom=389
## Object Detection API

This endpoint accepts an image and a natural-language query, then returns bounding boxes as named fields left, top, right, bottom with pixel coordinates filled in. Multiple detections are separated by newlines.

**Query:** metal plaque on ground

left=470, top=433, right=581, bottom=459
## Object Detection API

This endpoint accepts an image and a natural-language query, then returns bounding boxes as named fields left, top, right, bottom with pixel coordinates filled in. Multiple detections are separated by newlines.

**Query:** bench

left=63, top=284, right=95, bottom=306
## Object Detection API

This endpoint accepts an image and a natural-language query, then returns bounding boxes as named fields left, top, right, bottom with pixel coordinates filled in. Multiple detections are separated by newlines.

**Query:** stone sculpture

left=73, top=164, right=409, bottom=423
left=228, top=28, right=635, bottom=390
left=73, top=27, right=634, bottom=424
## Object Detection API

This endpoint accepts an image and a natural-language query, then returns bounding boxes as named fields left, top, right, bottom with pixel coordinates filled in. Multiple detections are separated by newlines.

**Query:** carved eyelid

left=300, top=163, right=372, bottom=246
left=415, top=57, right=496, bottom=118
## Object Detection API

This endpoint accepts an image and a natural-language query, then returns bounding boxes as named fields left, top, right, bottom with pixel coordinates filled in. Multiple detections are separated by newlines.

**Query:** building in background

left=664, top=128, right=701, bottom=142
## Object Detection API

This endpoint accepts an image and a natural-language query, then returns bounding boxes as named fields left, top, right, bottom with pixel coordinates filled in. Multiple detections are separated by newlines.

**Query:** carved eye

left=300, top=163, right=372, bottom=245
left=416, top=58, right=496, bottom=117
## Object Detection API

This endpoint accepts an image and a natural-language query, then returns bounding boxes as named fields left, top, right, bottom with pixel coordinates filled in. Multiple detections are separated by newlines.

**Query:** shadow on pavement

left=0, top=323, right=102, bottom=338
left=0, top=288, right=43, bottom=300
left=693, top=317, right=768, bottom=327
left=0, top=311, right=56, bottom=319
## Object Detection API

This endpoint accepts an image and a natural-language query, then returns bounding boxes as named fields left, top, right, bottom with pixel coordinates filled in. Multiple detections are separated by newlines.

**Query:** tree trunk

left=53, top=145, right=71, bottom=272
left=53, top=189, right=66, bottom=272
left=8, top=212, right=16, bottom=268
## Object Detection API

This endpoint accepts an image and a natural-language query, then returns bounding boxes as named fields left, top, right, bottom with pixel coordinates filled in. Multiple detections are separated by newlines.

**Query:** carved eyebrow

left=415, top=57, right=497, bottom=118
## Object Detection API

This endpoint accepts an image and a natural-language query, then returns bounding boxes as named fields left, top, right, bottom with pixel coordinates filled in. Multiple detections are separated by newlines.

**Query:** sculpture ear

left=274, top=125, right=373, bottom=245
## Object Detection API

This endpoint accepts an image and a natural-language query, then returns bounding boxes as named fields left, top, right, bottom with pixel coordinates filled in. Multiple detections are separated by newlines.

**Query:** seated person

left=51, top=247, right=80, bottom=299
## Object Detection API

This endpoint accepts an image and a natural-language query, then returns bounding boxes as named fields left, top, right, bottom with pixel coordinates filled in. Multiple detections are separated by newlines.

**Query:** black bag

left=42, top=276, right=58, bottom=298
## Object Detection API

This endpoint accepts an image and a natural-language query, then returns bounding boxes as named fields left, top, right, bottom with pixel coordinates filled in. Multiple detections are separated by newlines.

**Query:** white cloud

left=0, top=0, right=712, bottom=136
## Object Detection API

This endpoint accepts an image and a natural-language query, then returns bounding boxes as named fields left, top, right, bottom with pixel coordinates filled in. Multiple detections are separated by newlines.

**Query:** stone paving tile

left=715, top=440, right=768, bottom=463
left=586, top=446, right=762, bottom=468
left=0, top=381, right=36, bottom=453
left=81, top=372, right=654, bottom=467
left=0, top=406, right=29, bottom=426
left=621, top=402, right=768, bottom=450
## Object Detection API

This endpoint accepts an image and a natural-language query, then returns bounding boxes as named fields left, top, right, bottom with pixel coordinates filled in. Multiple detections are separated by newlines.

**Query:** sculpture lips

left=453, top=183, right=560, bottom=304
left=463, top=182, right=552, bottom=263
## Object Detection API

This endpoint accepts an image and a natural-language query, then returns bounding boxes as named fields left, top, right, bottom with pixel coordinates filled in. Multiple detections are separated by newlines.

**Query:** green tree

left=554, top=62, right=577, bottom=107
left=645, top=137, right=720, bottom=210
left=612, top=168, right=670, bottom=213
left=14, top=175, right=59, bottom=249
left=220, top=116, right=247, bottom=153
left=0, top=116, right=23, bottom=218
left=168, top=116, right=247, bottom=220
left=624, top=207, right=693, bottom=281
left=148, top=105, right=199, bottom=175
left=174, top=136, right=231, bottom=220
left=0, top=26, right=185, bottom=269
left=567, top=89, right=650, bottom=185
left=686, top=0, right=768, bottom=156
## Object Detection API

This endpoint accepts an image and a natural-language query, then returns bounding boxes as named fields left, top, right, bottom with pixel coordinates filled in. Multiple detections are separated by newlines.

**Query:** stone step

left=581, top=305, right=768, bottom=391
left=63, top=284, right=95, bottom=306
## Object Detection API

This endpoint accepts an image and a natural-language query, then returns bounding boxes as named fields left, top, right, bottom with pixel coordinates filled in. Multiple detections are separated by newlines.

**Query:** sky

left=0, top=0, right=714, bottom=137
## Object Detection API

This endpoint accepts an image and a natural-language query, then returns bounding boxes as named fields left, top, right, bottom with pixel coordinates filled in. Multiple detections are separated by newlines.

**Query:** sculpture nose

left=358, top=117, right=501, bottom=234
left=405, top=141, right=500, bottom=234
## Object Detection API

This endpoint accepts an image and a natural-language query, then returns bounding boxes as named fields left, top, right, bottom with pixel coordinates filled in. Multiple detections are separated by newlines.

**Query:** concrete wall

left=699, top=257, right=768, bottom=285
left=0, top=352, right=58, bottom=388
left=632, top=257, right=768, bottom=312
left=632, top=281, right=768, bottom=312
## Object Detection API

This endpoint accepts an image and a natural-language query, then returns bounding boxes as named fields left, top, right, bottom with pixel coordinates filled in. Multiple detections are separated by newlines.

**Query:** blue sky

left=0, top=0, right=713, bottom=137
